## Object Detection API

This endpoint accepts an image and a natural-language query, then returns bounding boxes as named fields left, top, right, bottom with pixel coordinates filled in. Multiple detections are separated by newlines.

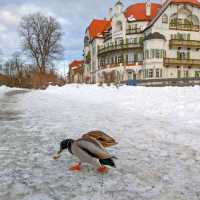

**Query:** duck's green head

left=53, top=139, right=74, bottom=160
left=59, top=139, right=74, bottom=153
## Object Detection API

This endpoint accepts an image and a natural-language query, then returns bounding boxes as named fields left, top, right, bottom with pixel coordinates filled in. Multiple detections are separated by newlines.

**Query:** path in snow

left=0, top=85, right=200, bottom=200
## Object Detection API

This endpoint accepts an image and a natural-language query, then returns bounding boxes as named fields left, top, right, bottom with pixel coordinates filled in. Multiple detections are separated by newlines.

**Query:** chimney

left=146, top=0, right=151, bottom=17
left=108, top=8, right=113, bottom=20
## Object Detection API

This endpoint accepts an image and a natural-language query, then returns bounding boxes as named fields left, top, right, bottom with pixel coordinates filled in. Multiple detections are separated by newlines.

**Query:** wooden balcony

left=164, top=58, right=200, bottom=67
left=169, top=23, right=199, bottom=31
left=98, top=43, right=143, bottom=56
left=126, top=28, right=143, bottom=35
left=169, top=39, right=200, bottom=49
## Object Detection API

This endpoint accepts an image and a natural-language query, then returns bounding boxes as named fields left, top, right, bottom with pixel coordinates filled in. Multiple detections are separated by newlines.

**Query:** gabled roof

left=146, top=0, right=200, bottom=30
left=125, top=3, right=161, bottom=21
left=88, top=19, right=111, bottom=40
left=69, top=60, right=84, bottom=70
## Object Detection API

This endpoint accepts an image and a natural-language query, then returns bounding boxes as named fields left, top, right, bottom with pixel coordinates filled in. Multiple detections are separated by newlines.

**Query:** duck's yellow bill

left=53, top=153, right=61, bottom=160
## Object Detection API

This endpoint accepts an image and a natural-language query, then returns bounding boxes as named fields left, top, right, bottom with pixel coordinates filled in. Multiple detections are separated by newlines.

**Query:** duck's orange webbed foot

left=69, top=163, right=81, bottom=171
left=97, top=166, right=108, bottom=174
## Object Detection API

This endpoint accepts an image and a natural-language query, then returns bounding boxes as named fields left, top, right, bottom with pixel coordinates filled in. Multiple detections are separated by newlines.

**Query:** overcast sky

left=0, top=0, right=160, bottom=72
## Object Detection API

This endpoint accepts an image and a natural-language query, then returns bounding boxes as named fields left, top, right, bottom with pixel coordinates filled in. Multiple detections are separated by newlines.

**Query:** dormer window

left=162, top=14, right=168, bottom=24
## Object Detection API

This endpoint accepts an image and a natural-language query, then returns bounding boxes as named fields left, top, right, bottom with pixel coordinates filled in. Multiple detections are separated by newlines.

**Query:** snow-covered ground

left=1, top=84, right=200, bottom=200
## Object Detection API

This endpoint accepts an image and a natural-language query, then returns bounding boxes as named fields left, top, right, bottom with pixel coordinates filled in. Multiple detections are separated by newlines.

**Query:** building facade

left=68, top=60, right=84, bottom=83
left=82, top=0, right=200, bottom=85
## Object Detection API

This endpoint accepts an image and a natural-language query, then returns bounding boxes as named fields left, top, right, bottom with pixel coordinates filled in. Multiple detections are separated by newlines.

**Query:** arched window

left=116, top=21, right=122, bottom=32
left=188, top=14, right=199, bottom=26
left=162, top=14, right=168, bottom=24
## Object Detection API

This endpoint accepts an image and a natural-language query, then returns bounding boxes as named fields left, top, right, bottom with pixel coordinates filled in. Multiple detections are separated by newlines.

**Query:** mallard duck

left=53, top=136, right=117, bottom=173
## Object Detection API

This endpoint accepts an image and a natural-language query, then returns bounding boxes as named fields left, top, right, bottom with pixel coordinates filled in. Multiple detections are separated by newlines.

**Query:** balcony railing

left=98, top=42, right=143, bottom=56
left=126, top=28, right=143, bottom=35
left=169, top=39, right=200, bottom=49
left=164, top=58, right=200, bottom=67
left=99, top=61, right=143, bottom=69
left=169, top=23, right=199, bottom=31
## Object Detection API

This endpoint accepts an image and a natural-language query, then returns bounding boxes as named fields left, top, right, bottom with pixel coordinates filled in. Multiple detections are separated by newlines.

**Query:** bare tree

left=19, top=12, right=64, bottom=73
left=11, top=52, right=23, bottom=74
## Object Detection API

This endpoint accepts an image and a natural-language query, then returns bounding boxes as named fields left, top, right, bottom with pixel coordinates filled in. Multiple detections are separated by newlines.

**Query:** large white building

left=83, top=0, right=200, bottom=85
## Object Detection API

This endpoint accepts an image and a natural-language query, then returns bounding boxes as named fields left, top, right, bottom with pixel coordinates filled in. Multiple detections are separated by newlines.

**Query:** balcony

left=164, top=58, right=200, bottom=67
left=126, top=28, right=143, bottom=35
left=99, top=61, right=143, bottom=69
left=98, top=42, right=143, bottom=56
left=169, top=39, right=200, bottom=49
left=169, top=23, right=199, bottom=31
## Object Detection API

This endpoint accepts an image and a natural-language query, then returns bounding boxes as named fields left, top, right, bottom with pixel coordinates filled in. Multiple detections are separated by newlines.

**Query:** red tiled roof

left=171, top=0, right=200, bottom=6
left=88, top=19, right=111, bottom=40
left=69, top=60, right=83, bottom=70
left=125, top=3, right=161, bottom=21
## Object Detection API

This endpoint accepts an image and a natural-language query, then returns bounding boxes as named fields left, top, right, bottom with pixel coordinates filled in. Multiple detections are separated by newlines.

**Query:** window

left=144, top=69, right=148, bottom=78
left=151, top=49, right=154, bottom=59
left=115, top=57, right=117, bottom=63
left=177, top=52, right=186, bottom=60
left=177, top=70, right=181, bottom=78
left=134, top=54, right=138, bottom=62
left=195, top=71, right=200, bottom=78
left=184, top=71, right=189, bottom=78
left=119, top=39, right=123, bottom=45
left=128, top=72, right=133, bottom=80
left=156, top=69, right=161, bottom=78
left=187, top=52, right=190, bottom=59
left=118, top=55, right=123, bottom=63
left=145, top=50, right=149, bottom=59
left=148, top=69, right=154, bottom=78
left=155, top=50, right=160, bottom=58
left=125, top=55, right=128, bottom=63
left=116, top=21, right=123, bottom=32
left=162, top=14, right=168, bottom=24
left=146, top=49, right=165, bottom=59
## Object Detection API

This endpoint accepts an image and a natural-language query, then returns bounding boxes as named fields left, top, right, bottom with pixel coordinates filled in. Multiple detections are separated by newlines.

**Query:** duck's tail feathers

left=99, top=158, right=116, bottom=168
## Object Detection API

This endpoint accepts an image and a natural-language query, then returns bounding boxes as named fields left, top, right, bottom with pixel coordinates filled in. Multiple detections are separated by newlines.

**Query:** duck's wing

left=75, top=138, right=112, bottom=160
left=82, top=130, right=118, bottom=148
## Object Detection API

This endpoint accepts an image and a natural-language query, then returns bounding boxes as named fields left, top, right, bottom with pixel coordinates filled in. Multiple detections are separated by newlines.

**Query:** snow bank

left=0, top=85, right=25, bottom=98
left=0, top=85, right=12, bottom=97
